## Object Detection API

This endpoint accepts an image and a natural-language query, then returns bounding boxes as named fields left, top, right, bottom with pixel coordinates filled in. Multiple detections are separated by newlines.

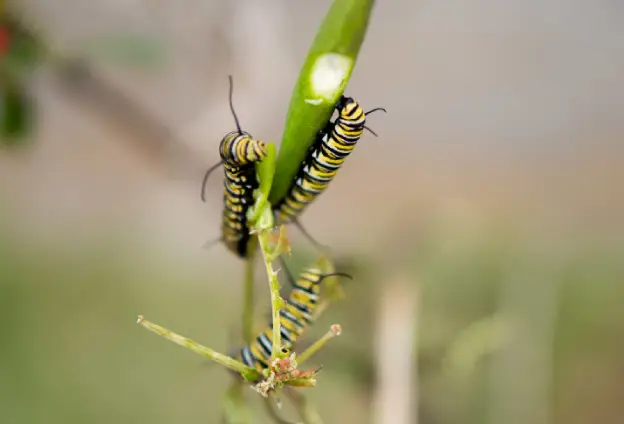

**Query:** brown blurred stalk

left=2, top=6, right=203, bottom=177
left=373, top=274, right=418, bottom=424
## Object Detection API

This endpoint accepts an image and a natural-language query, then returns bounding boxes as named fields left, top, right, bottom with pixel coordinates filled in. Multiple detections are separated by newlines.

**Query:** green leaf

left=1, top=85, right=34, bottom=145
left=1, top=17, right=43, bottom=73
left=5, top=36, right=41, bottom=71
left=269, top=0, right=376, bottom=205
left=247, top=142, right=276, bottom=227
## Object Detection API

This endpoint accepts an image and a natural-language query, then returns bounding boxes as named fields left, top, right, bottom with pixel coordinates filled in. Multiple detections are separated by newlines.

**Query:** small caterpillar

left=200, top=76, right=268, bottom=258
left=235, top=260, right=352, bottom=373
left=274, top=95, right=385, bottom=237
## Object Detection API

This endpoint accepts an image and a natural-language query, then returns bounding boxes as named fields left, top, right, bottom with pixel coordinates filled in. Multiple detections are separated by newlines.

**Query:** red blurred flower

left=0, top=26, right=10, bottom=56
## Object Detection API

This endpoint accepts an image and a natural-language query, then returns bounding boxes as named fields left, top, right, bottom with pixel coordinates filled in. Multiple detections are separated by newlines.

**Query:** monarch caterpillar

left=200, top=76, right=268, bottom=258
left=235, top=259, right=352, bottom=374
left=274, top=95, right=386, bottom=227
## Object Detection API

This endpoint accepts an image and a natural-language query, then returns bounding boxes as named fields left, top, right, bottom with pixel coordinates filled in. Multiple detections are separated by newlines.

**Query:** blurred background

left=1, top=1, right=623, bottom=423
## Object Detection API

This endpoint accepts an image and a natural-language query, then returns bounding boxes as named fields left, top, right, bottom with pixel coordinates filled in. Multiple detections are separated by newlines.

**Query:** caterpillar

left=274, top=95, right=386, bottom=227
left=200, top=76, right=268, bottom=258
left=235, top=260, right=352, bottom=374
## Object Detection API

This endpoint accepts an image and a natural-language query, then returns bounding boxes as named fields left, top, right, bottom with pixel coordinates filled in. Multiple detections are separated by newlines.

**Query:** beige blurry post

left=373, top=274, right=418, bottom=424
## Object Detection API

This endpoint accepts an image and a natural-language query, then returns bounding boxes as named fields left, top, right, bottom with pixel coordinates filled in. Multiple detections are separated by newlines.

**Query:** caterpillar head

left=336, top=96, right=361, bottom=118
left=219, top=130, right=268, bottom=166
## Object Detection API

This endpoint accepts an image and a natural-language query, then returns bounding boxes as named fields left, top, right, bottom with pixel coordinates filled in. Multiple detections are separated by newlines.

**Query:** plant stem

left=269, top=0, right=376, bottom=205
left=222, top=381, right=251, bottom=424
left=137, top=315, right=256, bottom=377
left=297, top=325, right=342, bottom=365
left=256, top=230, right=284, bottom=360
left=287, top=389, right=325, bottom=424
left=242, top=254, right=256, bottom=344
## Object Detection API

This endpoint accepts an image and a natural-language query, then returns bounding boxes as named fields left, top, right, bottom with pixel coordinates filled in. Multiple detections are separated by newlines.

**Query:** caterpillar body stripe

left=219, top=130, right=267, bottom=257
left=234, top=262, right=352, bottom=374
left=200, top=76, right=268, bottom=259
left=274, top=95, right=384, bottom=225
left=219, top=130, right=267, bottom=167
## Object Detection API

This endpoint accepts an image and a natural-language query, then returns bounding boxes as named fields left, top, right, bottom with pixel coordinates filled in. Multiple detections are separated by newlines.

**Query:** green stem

left=242, top=254, right=256, bottom=344
left=256, top=231, right=284, bottom=360
left=269, top=0, right=376, bottom=204
left=137, top=315, right=256, bottom=377
left=222, top=381, right=251, bottom=424
left=248, top=143, right=277, bottom=224
left=297, top=325, right=342, bottom=365
left=286, top=389, right=325, bottom=424
left=263, top=396, right=295, bottom=424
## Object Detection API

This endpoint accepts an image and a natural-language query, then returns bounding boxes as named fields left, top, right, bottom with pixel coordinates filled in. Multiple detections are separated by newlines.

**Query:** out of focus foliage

left=1, top=85, right=33, bottom=143
left=0, top=16, right=40, bottom=145
left=1, top=224, right=623, bottom=424
left=0, top=12, right=165, bottom=146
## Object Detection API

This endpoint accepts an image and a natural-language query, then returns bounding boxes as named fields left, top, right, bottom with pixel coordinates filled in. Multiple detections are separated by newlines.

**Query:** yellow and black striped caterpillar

left=274, top=95, right=385, bottom=227
left=235, top=260, right=352, bottom=374
left=200, top=76, right=268, bottom=258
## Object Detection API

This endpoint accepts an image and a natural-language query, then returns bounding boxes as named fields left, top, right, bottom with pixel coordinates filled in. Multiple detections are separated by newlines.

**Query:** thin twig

left=256, top=230, right=284, bottom=360
left=242, top=254, right=256, bottom=344
left=297, top=325, right=342, bottom=365
left=286, top=388, right=324, bottom=424
left=137, top=315, right=254, bottom=376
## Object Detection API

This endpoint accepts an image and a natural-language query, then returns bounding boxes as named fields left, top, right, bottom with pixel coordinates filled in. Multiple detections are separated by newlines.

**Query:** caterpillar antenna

left=365, top=107, right=387, bottom=115
left=200, top=160, right=225, bottom=202
left=202, top=236, right=223, bottom=251
left=318, top=272, right=354, bottom=284
left=292, top=219, right=328, bottom=252
left=278, top=255, right=297, bottom=287
left=228, top=75, right=243, bottom=134
left=363, top=125, right=378, bottom=137
left=363, top=107, right=386, bottom=137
